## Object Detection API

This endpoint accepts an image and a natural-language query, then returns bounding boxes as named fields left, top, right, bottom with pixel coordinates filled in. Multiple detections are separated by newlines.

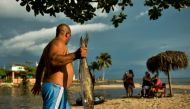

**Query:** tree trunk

left=167, top=71, right=173, bottom=96
left=102, top=71, right=105, bottom=81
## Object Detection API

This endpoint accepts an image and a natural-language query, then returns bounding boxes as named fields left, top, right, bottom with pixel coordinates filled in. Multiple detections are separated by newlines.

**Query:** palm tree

left=89, top=61, right=99, bottom=89
left=89, top=61, right=99, bottom=76
left=96, top=52, right=112, bottom=81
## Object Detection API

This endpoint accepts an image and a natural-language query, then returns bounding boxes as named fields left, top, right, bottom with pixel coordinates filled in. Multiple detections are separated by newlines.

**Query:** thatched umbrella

left=147, top=50, right=189, bottom=96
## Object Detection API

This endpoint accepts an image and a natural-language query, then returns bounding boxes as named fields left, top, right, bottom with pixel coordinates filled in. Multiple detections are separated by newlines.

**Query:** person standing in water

left=31, top=23, right=87, bottom=109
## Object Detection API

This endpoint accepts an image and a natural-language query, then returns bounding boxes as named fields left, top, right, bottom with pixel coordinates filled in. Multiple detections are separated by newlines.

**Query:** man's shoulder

left=49, top=39, right=66, bottom=48
left=51, top=38, right=63, bottom=44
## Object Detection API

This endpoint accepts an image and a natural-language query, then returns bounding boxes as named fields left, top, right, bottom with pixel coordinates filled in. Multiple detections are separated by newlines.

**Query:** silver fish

left=79, top=34, right=94, bottom=109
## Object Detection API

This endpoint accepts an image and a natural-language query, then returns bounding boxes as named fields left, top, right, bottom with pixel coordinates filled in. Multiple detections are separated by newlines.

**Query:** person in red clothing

left=152, top=74, right=163, bottom=92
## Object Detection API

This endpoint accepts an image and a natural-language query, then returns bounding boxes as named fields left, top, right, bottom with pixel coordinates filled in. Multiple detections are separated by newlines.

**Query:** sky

left=0, top=0, right=190, bottom=80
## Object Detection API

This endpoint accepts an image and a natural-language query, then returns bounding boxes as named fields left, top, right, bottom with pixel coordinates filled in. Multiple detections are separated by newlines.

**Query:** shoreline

left=94, top=83, right=190, bottom=90
left=1, top=80, right=190, bottom=91
left=0, top=78, right=189, bottom=86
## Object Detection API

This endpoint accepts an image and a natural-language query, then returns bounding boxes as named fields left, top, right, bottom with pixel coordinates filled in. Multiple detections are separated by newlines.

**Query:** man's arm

left=35, top=54, right=45, bottom=84
left=50, top=46, right=87, bottom=67
left=51, top=52, right=77, bottom=66
left=31, top=54, right=45, bottom=95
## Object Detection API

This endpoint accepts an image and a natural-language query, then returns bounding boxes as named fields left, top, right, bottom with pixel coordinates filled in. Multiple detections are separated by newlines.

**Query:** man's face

left=60, top=26, right=71, bottom=45
left=65, top=32, right=71, bottom=45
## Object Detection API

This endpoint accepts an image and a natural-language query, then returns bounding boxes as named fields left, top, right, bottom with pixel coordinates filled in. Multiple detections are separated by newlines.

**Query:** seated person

left=141, top=71, right=152, bottom=97
left=152, top=74, right=163, bottom=93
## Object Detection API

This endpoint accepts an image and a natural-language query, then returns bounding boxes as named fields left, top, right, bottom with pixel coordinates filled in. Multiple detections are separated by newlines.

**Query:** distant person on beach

left=31, top=23, right=87, bottom=109
left=141, top=71, right=152, bottom=97
left=122, top=69, right=135, bottom=97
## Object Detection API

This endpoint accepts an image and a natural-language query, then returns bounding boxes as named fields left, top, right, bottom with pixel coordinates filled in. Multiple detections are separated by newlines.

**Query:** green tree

left=16, top=0, right=190, bottom=27
left=24, top=61, right=37, bottom=77
left=89, top=61, right=99, bottom=80
left=89, top=61, right=99, bottom=89
left=17, top=61, right=37, bottom=79
left=25, top=66, right=37, bottom=78
left=96, top=52, right=112, bottom=80
left=89, top=61, right=99, bottom=74
left=0, top=68, right=7, bottom=77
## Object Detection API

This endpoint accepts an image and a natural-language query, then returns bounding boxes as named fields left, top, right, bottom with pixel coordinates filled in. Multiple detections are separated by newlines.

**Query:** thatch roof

left=147, top=50, right=189, bottom=74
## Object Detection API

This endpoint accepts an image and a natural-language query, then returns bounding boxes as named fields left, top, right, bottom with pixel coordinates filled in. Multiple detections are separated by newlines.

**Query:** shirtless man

left=31, top=23, right=87, bottom=109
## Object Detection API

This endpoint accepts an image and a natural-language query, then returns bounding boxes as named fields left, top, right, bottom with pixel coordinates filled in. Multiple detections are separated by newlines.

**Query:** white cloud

left=135, top=10, right=148, bottom=19
left=0, top=23, right=113, bottom=57
left=0, top=27, right=55, bottom=56
left=71, top=23, right=113, bottom=35
left=27, top=43, right=48, bottom=55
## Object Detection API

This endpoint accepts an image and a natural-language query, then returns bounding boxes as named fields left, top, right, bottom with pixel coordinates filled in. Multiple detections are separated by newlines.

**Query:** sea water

left=0, top=78, right=190, bottom=109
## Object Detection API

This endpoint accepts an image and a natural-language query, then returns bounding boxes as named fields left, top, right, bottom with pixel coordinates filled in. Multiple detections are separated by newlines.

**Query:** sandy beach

left=71, top=83, right=190, bottom=109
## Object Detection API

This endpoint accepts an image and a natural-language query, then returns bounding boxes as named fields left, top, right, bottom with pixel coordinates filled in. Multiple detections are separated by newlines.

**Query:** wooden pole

left=167, top=71, right=173, bottom=97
